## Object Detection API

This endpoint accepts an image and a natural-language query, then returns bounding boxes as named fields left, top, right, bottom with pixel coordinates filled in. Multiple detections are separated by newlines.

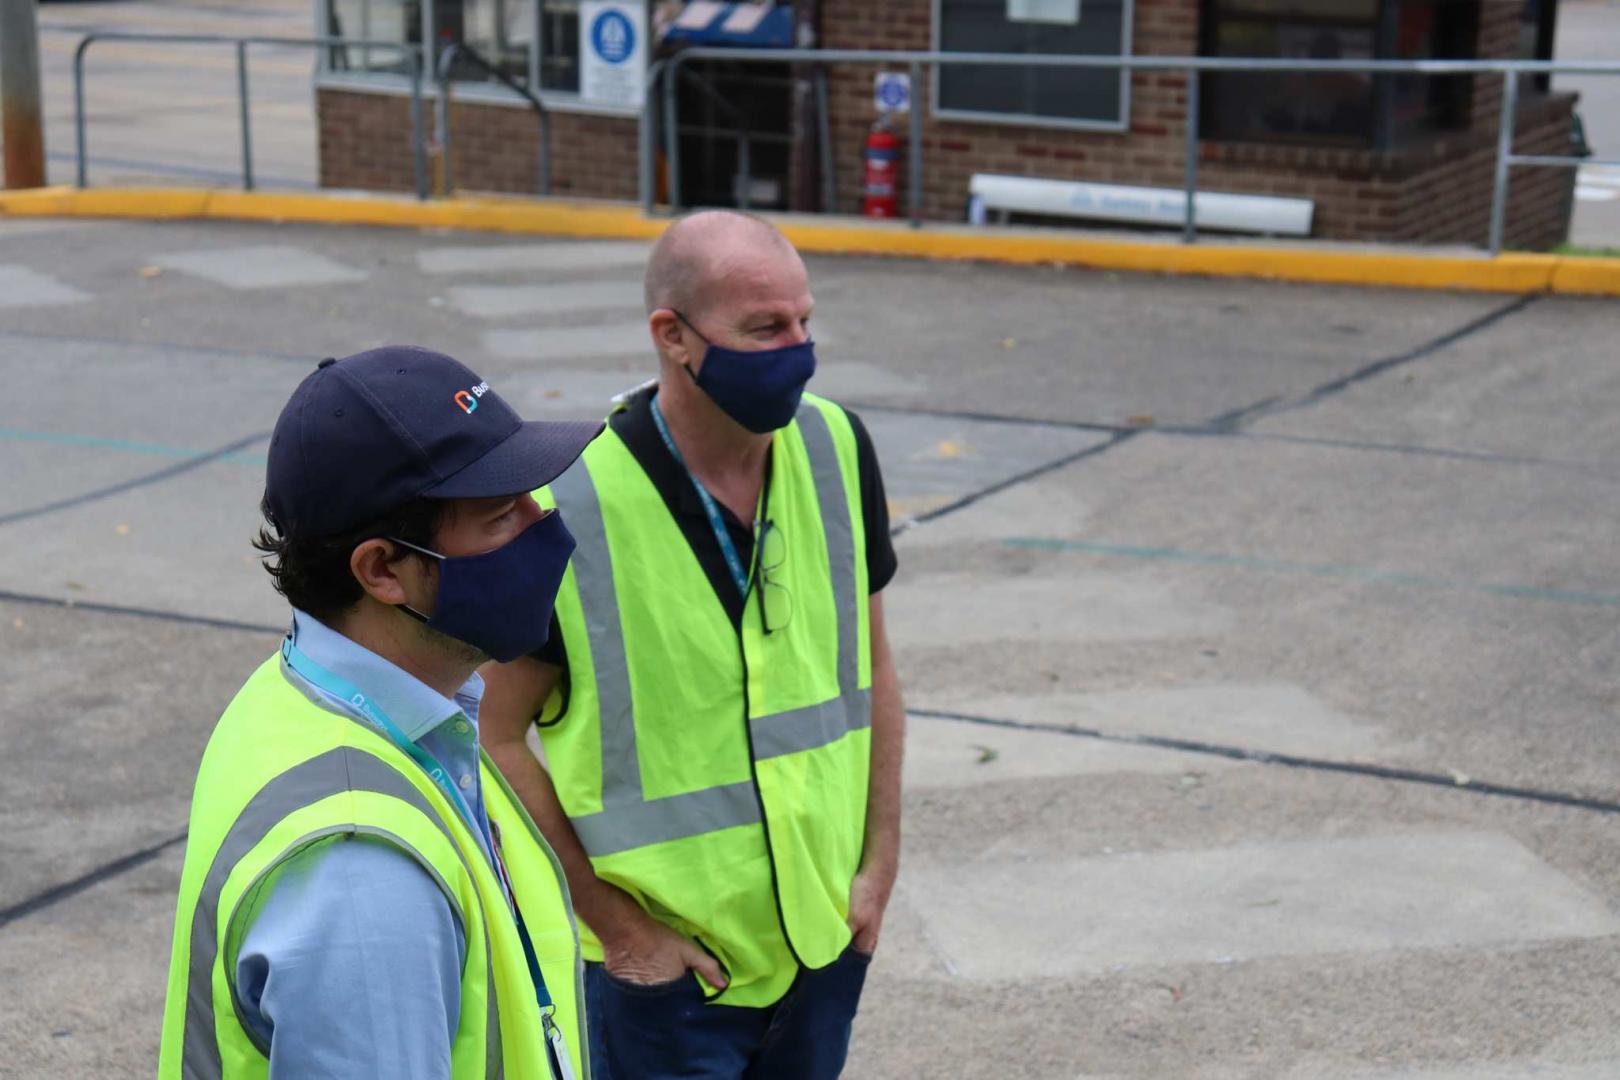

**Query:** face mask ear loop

left=669, top=309, right=711, bottom=382
left=386, top=535, right=445, bottom=561
left=385, top=535, right=443, bottom=624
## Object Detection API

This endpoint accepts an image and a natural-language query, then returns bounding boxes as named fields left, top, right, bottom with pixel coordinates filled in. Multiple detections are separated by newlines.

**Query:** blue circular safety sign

left=591, top=10, right=636, bottom=65
left=876, top=74, right=910, bottom=111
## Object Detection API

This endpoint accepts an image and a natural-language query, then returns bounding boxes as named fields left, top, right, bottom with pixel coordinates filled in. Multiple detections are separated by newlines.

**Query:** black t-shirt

left=535, top=386, right=897, bottom=667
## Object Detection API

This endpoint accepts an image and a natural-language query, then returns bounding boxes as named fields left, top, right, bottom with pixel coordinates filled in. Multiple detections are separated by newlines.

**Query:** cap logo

left=454, top=381, right=490, bottom=414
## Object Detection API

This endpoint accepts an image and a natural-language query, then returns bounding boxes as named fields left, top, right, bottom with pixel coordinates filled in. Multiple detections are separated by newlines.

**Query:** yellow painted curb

left=3, top=185, right=1618, bottom=297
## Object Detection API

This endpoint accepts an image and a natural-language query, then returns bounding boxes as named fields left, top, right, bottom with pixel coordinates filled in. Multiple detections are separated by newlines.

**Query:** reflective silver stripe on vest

left=181, top=746, right=504, bottom=1080
left=570, top=780, right=762, bottom=857
left=749, top=689, right=872, bottom=761
left=746, top=403, right=872, bottom=761
left=551, top=460, right=642, bottom=809
left=562, top=404, right=865, bottom=859
left=793, top=403, right=860, bottom=696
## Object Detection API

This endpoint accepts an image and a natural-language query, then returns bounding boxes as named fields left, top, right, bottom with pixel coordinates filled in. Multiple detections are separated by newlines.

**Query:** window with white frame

left=320, top=0, right=637, bottom=106
left=932, top=0, right=1133, bottom=130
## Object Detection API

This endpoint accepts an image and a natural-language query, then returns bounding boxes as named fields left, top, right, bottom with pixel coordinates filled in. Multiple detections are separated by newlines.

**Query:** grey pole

left=738, top=132, right=752, bottom=210
left=1, top=0, right=47, bottom=188
left=237, top=41, right=255, bottom=190
left=907, top=60, right=923, bottom=228
left=409, top=55, right=428, bottom=199
left=1182, top=66, right=1199, bottom=244
left=73, top=38, right=92, bottom=188
left=1487, top=70, right=1519, bottom=256
left=664, top=58, right=682, bottom=211
left=815, top=67, right=836, bottom=213
left=538, top=112, right=551, bottom=196
left=640, top=61, right=663, bottom=214
left=436, top=52, right=454, bottom=196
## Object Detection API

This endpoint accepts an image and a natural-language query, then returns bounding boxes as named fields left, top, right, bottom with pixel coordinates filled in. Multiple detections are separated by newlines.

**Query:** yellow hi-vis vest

left=536, top=393, right=872, bottom=1008
left=157, top=656, right=590, bottom=1080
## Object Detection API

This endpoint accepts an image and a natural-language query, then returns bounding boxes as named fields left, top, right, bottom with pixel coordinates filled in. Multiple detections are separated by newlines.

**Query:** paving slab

left=0, top=600, right=274, bottom=907
left=0, top=333, right=296, bottom=449
left=482, top=322, right=656, bottom=362
left=1250, top=296, right=1620, bottom=466
left=446, top=279, right=646, bottom=318
left=902, top=712, right=1224, bottom=788
left=0, top=441, right=221, bottom=519
left=1313, top=1065, right=1620, bottom=1080
left=900, top=830, right=1620, bottom=980
left=890, top=428, right=1620, bottom=794
left=803, top=255, right=1508, bottom=425
left=417, top=240, right=654, bottom=276
left=0, top=847, right=178, bottom=1080
left=0, top=266, right=91, bottom=307
left=0, top=459, right=279, bottom=626
left=848, top=758, right=1620, bottom=1080
left=151, top=245, right=370, bottom=290
left=931, top=682, right=1397, bottom=763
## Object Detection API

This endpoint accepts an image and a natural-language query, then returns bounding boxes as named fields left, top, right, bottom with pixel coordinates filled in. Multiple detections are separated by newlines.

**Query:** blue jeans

left=584, top=947, right=872, bottom=1080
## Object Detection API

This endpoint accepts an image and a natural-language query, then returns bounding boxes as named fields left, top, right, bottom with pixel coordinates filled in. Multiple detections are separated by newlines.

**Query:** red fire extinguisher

left=862, top=123, right=900, bottom=218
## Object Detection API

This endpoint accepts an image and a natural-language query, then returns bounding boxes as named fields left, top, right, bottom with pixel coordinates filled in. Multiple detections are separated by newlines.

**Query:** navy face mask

left=391, top=509, right=576, bottom=663
left=674, top=310, right=817, bottom=434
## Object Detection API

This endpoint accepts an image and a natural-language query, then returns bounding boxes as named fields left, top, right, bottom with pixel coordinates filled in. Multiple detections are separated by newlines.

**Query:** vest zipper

left=735, top=564, right=811, bottom=975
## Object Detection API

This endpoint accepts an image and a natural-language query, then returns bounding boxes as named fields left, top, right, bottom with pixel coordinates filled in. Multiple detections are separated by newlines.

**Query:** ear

left=350, top=538, right=420, bottom=608
left=649, top=309, right=695, bottom=371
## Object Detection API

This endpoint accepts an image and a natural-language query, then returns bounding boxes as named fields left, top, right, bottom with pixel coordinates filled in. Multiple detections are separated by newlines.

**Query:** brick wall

left=318, top=87, right=639, bottom=201
left=817, top=0, right=1576, bottom=247
left=315, top=0, right=1577, bottom=249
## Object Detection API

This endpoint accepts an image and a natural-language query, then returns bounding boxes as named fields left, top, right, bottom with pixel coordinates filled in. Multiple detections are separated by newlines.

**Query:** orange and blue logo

left=455, top=381, right=490, bottom=414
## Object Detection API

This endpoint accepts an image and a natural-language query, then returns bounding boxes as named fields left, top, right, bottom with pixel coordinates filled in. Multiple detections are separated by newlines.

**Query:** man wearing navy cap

left=158, top=346, right=602, bottom=1080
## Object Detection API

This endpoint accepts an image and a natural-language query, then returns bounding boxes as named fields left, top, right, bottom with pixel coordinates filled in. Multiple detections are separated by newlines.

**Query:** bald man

left=481, top=211, right=904, bottom=1080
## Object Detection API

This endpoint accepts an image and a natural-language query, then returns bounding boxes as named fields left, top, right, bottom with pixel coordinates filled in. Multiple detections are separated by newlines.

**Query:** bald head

left=644, top=210, right=802, bottom=318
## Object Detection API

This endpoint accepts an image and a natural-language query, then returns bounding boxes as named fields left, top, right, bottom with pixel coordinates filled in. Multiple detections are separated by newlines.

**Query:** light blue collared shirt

left=231, top=610, right=493, bottom=1080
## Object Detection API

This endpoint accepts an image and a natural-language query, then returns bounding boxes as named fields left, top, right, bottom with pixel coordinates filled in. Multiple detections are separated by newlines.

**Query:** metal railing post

left=237, top=40, right=255, bottom=191
left=814, top=66, right=836, bottom=214
left=76, top=33, right=418, bottom=191
left=1182, top=64, right=1199, bottom=244
left=664, top=56, right=683, bottom=212
left=907, top=59, right=923, bottom=229
left=408, top=51, right=427, bottom=200
left=432, top=42, right=550, bottom=197
left=537, top=109, right=551, bottom=197
left=1488, top=69, right=1519, bottom=256
left=73, top=36, right=91, bottom=188
left=640, top=60, right=664, bottom=214
left=738, top=131, right=752, bottom=210
left=436, top=47, right=454, bottom=196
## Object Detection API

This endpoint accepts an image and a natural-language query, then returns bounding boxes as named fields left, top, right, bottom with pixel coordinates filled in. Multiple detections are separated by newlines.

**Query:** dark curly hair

left=252, top=496, right=449, bottom=622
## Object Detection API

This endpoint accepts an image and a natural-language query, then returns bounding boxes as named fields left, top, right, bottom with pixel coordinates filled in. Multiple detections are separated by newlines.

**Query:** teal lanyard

left=279, top=636, right=560, bottom=1023
left=650, top=394, right=753, bottom=597
left=282, top=635, right=485, bottom=837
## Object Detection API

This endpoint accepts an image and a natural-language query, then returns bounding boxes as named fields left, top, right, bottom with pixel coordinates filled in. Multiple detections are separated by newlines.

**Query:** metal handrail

left=73, top=32, right=428, bottom=199
left=658, top=47, right=1620, bottom=253
left=640, top=59, right=667, bottom=213
left=435, top=43, right=552, bottom=197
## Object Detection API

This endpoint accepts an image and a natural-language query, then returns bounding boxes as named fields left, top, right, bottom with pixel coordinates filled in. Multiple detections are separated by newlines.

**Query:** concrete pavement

left=1, top=215, right=1617, bottom=1078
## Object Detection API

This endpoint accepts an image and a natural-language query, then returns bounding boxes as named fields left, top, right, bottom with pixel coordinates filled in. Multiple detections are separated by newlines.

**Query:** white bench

left=968, top=173, right=1314, bottom=237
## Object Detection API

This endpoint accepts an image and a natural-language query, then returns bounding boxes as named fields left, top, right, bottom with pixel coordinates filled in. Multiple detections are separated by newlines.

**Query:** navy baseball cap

left=265, top=346, right=603, bottom=538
